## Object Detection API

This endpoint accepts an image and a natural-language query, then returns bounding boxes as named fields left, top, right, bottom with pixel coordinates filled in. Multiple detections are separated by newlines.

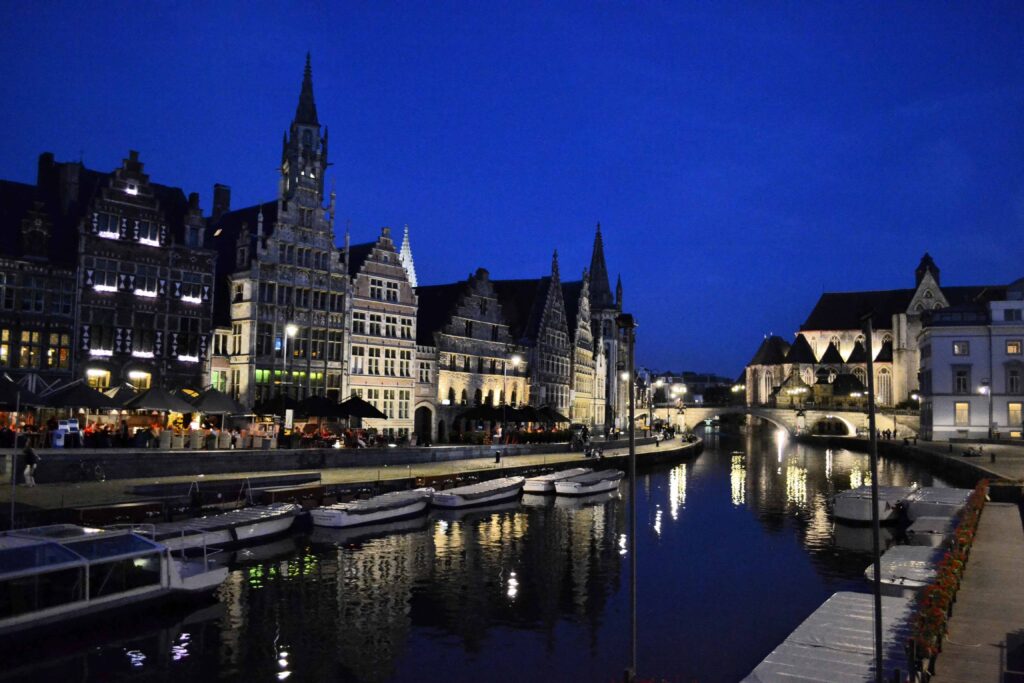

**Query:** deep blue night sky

left=2, top=3, right=1023, bottom=376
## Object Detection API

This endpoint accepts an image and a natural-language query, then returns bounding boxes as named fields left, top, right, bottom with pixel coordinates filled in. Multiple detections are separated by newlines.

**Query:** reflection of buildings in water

left=803, top=492, right=833, bottom=550
left=832, top=520, right=898, bottom=554
left=785, top=464, right=807, bottom=507
left=825, top=448, right=833, bottom=480
left=730, top=454, right=746, bottom=507
left=849, top=467, right=870, bottom=489
left=668, top=463, right=687, bottom=519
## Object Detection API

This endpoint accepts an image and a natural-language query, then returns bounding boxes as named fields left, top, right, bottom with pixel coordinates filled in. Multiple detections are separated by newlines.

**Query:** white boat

left=906, top=516, right=957, bottom=547
left=0, top=525, right=228, bottom=636
left=310, top=489, right=434, bottom=528
left=430, top=499, right=522, bottom=523
left=832, top=485, right=917, bottom=523
left=310, top=516, right=429, bottom=546
left=864, top=545, right=944, bottom=596
left=553, top=489, right=620, bottom=510
left=553, top=470, right=625, bottom=496
left=431, top=476, right=525, bottom=509
left=524, top=468, right=592, bottom=494
left=904, top=487, right=972, bottom=521
left=141, top=503, right=302, bottom=552
left=832, top=521, right=897, bottom=553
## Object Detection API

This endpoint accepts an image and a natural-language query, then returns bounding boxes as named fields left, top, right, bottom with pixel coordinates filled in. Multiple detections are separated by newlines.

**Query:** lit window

left=86, top=368, right=111, bottom=390
left=954, top=402, right=970, bottom=426
left=1009, top=402, right=1022, bottom=427
left=1007, top=341, right=1022, bottom=355
left=953, top=341, right=970, bottom=356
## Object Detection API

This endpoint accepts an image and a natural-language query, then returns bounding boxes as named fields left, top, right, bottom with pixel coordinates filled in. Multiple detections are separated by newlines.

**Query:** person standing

left=22, top=447, right=39, bottom=487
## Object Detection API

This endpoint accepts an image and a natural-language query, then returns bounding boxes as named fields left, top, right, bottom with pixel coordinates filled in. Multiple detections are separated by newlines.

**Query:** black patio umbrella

left=123, top=388, right=196, bottom=413
left=104, top=383, right=139, bottom=406
left=0, top=374, right=42, bottom=411
left=337, top=395, right=388, bottom=420
left=191, top=387, right=245, bottom=415
left=41, top=381, right=120, bottom=411
left=507, top=405, right=542, bottom=423
left=537, top=405, right=571, bottom=423
left=457, top=404, right=504, bottom=422
left=298, top=394, right=346, bottom=418
left=253, top=395, right=301, bottom=416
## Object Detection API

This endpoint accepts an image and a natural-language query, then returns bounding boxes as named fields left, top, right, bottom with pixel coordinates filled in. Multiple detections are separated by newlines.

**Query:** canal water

left=4, top=432, right=951, bottom=682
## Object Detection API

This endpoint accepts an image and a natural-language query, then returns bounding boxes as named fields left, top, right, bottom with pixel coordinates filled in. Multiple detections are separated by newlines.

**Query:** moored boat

left=310, top=489, right=434, bottom=528
left=552, top=489, right=620, bottom=510
left=864, top=545, right=944, bottom=596
left=139, top=503, right=303, bottom=553
left=906, top=516, right=957, bottom=547
left=903, top=487, right=972, bottom=521
left=553, top=469, right=624, bottom=496
left=831, top=485, right=916, bottom=523
left=0, top=525, right=228, bottom=636
left=310, top=515, right=430, bottom=546
left=523, top=468, right=592, bottom=494
left=431, top=477, right=525, bottom=509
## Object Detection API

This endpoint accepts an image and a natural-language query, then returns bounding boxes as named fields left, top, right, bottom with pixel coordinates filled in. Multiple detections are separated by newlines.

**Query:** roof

left=801, top=285, right=1007, bottom=331
left=346, top=241, right=375, bottom=277
left=207, top=200, right=278, bottom=326
left=818, top=342, right=844, bottom=364
left=748, top=336, right=790, bottom=366
left=589, top=225, right=614, bottom=309
left=561, top=280, right=584, bottom=336
left=874, top=340, right=893, bottom=363
left=414, top=282, right=467, bottom=346
left=784, top=334, right=816, bottom=364
left=493, top=278, right=551, bottom=343
left=846, top=340, right=869, bottom=363
left=832, top=373, right=867, bottom=396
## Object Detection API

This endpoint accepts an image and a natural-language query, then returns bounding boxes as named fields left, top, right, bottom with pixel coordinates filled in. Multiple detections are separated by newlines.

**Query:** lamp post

left=616, top=313, right=637, bottom=682
left=502, top=353, right=522, bottom=444
left=979, top=380, right=992, bottom=439
left=281, top=323, right=298, bottom=398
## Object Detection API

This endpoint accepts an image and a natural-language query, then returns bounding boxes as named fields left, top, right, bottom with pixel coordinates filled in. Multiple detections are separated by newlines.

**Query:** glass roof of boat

left=0, top=538, right=83, bottom=577
left=0, top=526, right=162, bottom=579
left=63, top=533, right=160, bottom=560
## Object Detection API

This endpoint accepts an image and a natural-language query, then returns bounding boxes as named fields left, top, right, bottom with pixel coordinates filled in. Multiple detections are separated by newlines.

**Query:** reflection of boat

left=142, top=503, right=303, bottom=552
left=430, top=499, right=522, bottom=523
left=310, top=516, right=430, bottom=546
left=524, top=468, right=592, bottom=494
left=906, top=516, right=957, bottom=547
left=553, top=470, right=624, bottom=496
left=431, top=476, right=525, bottom=509
left=864, top=545, right=943, bottom=597
left=0, top=525, right=228, bottom=636
left=904, top=487, right=971, bottom=521
left=227, top=534, right=302, bottom=564
left=832, top=485, right=916, bottom=523
left=552, top=489, right=620, bottom=510
left=310, top=488, right=433, bottom=528
left=521, top=493, right=556, bottom=508
left=832, top=521, right=896, bottom=553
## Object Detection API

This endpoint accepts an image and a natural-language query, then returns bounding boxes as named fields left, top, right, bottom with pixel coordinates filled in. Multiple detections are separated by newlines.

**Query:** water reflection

left=730, top=453, right=746, bottom=506
left=668, top=463, right=687, bottom=519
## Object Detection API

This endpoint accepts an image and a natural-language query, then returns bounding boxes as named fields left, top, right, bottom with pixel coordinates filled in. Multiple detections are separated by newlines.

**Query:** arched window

left=447, top=387, right=456, bottom=404
left=923, top=290, right=933, bottom=299
left=486, top=390, right=494, bottom=406
left=852, top=367, right=867, bottom=385
left=855, top=334, right=865, bottom=345
left=882, top=334, right=893, bottom=345
left=877, top=368, right=892, bottom=406
left=802, top=367, right=814, bottom=386
left=499, top=389, right=505, bottom=405
left=510, top=387, right=518, bottom=406
left=460, top=389, right=468, bottom=406
left=474, top=388, right=483, bottom=406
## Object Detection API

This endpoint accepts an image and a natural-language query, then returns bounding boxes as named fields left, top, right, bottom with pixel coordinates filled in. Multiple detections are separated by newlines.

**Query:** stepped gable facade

left=562, top=271, right=603, bottom=426
left=207, top=55, right=347, bottom=408
left=344, top=227, right=418, bottom=438
left=745, top=254, right=1005, bottom=408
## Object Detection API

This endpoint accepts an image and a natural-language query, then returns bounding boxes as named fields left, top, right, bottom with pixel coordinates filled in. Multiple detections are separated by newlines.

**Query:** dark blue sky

left=2, top=3, right=1023, bottom=376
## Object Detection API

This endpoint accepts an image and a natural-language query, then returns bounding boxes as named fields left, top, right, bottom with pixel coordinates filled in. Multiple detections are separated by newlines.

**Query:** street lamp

left=979, top=380, right=992, bottom=439
left=502, top=353, right=522, bottom=444
left=282, top=323, right=298, bottom=398
left=650, top=378, right=663, bottom=433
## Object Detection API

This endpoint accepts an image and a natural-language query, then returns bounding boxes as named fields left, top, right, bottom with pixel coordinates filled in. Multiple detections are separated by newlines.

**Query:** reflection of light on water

left=825, top=449, right=834, bottom=481
left=730, top=454, right=746, bottom=507
left=785, top=464, right=807, bottom=506
left=653, top=507, right=662, bottom=536
left=171, top=632, right=191, bottom=661
left=850, top=468, right=871, bottom=489
left=668, top=463, right=687, bottom=519
left=277, top=645, right=290, bottom=680
left=775, top=429, right=787, bottom=463
left=506, top=570, right=519, bottom=599
left=618, top=533, right=628, bottom=555
left=804, top=493, right=833, bottom=549
left=126, top=649, right=146, bottom=668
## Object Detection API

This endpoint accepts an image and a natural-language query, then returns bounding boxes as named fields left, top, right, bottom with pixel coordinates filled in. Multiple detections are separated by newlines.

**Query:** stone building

left=562, top=272, right=602, bottom=427
left=587, top=225, right=626, bottom=427
left=745, top=255, right=1002, bottom=409
left=345, top=227, right=418, bottom=438
left=416, top=268, right=530, bottom=443
left=207, top=56, right=347, bottom=407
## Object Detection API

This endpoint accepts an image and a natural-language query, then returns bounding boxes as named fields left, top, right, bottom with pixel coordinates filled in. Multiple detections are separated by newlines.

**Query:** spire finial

left=551, top=249, right=560, bottom=280
left=294, top=53, right=319, bottom=126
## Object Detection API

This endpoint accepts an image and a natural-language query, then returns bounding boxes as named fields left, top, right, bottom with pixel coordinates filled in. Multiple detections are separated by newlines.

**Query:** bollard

left=990, top=451, right=996, bottom=464
left=494, top=450, right=501, bottom=464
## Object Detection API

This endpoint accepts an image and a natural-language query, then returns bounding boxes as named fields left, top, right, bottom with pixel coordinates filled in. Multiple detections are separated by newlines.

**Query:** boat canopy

left=0, top=526, right=162, bottom=580
left=0, top=536, right=84, bottom=580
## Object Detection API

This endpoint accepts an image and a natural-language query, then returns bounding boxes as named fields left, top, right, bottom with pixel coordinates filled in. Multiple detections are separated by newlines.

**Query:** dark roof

left=846, top=340, right=868, bottom=363
left=0, top=180, right=45, bottom=261
left=801, top=285, right=1007, bottom=331
left=294, top=54, right=319, bottom=126
left=748, top=336, right=789, bottom=366
left=832, top=373, right=867, bottom=396
left=784, top=334, right=816, bottom=364
left=589, top=225, right=614, bottom=309
left=345, top=241, right=375, bottom=277
left=819, top=342, right=844, bottom=364
left=561, top=280, right=584, bottom=336
left=207, top=201, right=278, bottom=327
left=493, top=278, right=551, bottom=343
left=874, top=340, right=893, bottom=363
left=414, top=282, right=467, bottom=346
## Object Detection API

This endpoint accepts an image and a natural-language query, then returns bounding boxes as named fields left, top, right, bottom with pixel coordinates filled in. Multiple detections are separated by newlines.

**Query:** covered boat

left=141, top=503, right=302, bottom=552
left=0, top=525, right=227, bottom=636
left=431, top=477, right=525, bottom=509
left=553, top=469, right=625, bottom=496
left=904, top=487, right=972, bottom=521
left=310, top=489, right=434, bottom=528
left=906, top=516, right=957, bottom=547
left=743, top=591, right=914, bottom=682
left=523, top=468, right=592, bottom=494
left=831, top=485, right=916, bottom=523
left=310, top=516, right=430, bottom=546
left=864, top=545, right=944, bottom=596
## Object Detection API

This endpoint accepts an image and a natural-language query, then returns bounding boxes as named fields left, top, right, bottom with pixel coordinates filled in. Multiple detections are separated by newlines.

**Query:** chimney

left=212, top=184, right=231, bottom=221
left=475, top=267, right=490, bottom=282
left=37, top=152, right=55, bottom=187
left=188, top=192, right=200, bottom=211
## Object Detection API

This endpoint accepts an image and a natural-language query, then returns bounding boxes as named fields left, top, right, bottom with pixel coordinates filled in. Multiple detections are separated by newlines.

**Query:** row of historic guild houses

left=0, top=57, right=630, bottom=443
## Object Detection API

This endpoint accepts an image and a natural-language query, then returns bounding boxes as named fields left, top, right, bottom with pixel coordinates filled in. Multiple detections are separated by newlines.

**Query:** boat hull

left=833, top=498, right=902, bottom=523
left=431, top=486, right=522, bottom=509
left=554, top=474, right=624, bottom=497
left=310, top=499, right=430, bottom=528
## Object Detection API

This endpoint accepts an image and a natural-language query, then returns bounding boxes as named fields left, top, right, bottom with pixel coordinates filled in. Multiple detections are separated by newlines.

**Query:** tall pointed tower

left=399, top=225, right=418, bottom=287
left=280, top=53, right=328, bottom=206
left=587, top=223, right=625, bottom=429
left=589, top=223, right=614, bottom=309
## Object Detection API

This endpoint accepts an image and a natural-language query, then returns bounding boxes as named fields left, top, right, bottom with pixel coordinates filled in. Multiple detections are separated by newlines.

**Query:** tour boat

left=0, top=525, right=228, bottom=636
left=431, top=476, right=525, bottom=509
left=553, top=469, right=625, bottom=496
left=523, top=468, right=592, bottom=494
left=903, top=487, right=972, bottom=521
left=140, top=503, right=303, bottom=553
left=831, top=485, right=917, bottom=523
left=864, top=545, right=944, bottom=596
left=906, top=516, right=957, bottom=548
left=310, top=489, right=434, bottom=528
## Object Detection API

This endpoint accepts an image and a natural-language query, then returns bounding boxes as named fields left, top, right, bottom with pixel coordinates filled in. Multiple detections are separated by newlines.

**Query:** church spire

left=551, top=249, right=560, bottom=282
left=589, top=222, right=613, bottom=309
left=615, top=274, right=623, bottom=310
left=294, top=52, right=319, bottom=126
left=399, top=225, right=418, bottom=287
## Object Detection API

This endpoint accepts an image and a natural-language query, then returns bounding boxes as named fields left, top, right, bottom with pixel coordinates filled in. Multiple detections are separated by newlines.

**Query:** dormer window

left=126, top=182, right=138, bottom=195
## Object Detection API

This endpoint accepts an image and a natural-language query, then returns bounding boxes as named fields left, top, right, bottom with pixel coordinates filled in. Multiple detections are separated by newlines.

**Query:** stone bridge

left=677, top=405, right=920, bottom=437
